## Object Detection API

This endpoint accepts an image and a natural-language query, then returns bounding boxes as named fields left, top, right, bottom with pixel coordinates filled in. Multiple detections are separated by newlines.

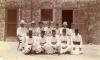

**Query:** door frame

left=62, top=9, right=74, bottom=28
left=5, top=8, right=19, bottom=41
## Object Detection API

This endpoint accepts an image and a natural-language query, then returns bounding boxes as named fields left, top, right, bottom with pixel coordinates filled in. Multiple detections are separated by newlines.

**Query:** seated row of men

left=17, top=20, right=83, bottom=55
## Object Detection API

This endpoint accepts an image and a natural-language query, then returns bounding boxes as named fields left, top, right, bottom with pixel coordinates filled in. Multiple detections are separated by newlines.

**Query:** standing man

left=36, top=21, right=44, bottom=36
left=29, top=21, right=37, bottom=36
left=44, top=20, right=52, bottom=36
left=54, top=23, right=60, bottom=36
left=60, top=21, right=70, bottom=36
left=17, top=20, right=28, bottom=51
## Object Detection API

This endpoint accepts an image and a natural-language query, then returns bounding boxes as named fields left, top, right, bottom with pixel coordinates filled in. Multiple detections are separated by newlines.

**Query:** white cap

left=31, top=21, right=35, bottom=24
left=63, top=21, right=68, bottom=25
left=20, top=20, right=26, bottom=24
left=29, top=28, right=32, bottom=31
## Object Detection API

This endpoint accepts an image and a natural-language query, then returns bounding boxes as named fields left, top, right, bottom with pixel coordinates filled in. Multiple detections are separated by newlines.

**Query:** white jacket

left=17, top=27, right=28, bottom=37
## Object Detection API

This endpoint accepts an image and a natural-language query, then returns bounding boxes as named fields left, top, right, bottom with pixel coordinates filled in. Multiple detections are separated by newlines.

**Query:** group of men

left=17, top=20, right=83, bottom=55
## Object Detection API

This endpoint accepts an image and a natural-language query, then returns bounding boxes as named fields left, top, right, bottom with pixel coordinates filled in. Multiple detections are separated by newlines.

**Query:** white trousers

left=23, top=44, right=32, bottom=54
left=60, top=44, right=72, bottom=54
left=71, top=45, right=83, bottom=55
left=18, top=37, right=26, bottom=50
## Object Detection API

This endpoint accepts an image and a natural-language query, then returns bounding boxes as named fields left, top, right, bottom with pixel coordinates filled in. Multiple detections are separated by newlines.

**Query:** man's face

left=41, top=32, right=45, bottom=38
left=39, top=23, right=43, bottom=28
left=20, top=24, right=25, bottom=27
left=62, top=30, right=66, bottom=36
left=31, top=23, right=36, bottom=27
left=56, top=24, right=59, bottom=28
left=63, top=25, right=67, bottom=28
left=52, top=31, right=56, bottom=37
left=75, top=30, right=78, bottom=35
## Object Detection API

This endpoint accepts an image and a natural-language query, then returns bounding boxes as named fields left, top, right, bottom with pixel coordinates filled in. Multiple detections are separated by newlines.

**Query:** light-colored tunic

left=59, top=35, right=71, bottom=54
left=71, top=34, right=83, bottom=55
left=17, top=27, right=28, bottom=50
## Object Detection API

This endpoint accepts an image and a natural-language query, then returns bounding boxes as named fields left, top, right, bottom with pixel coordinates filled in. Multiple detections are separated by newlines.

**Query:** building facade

left=0, top=0, right=100, bottom=44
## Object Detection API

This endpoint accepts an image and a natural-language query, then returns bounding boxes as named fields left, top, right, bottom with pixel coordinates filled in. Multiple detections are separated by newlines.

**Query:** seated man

left=22, top=28, right=34, bottom=54
left=34, top=31, right=49, bottom=54
left=71, top=29, right=83, bottom=55
left=48, top=29, right=60, bottom=54
left=59, top=29, right=71, bottom=54
left=17, top=20, right=28, bottom=51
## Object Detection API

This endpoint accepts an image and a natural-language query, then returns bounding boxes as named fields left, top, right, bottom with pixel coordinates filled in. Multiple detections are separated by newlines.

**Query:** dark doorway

left=6, top=9, right=17, bottom=37
left=62, top=10, right=73, bottom=28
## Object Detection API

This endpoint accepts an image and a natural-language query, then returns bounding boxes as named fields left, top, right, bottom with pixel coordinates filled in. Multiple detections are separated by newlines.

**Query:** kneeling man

left=35, top=31, right=49, bottom=54
left=59, top=29, right=71, bottom=54
left=71, top=29, right=83, bottom=55
left=49, top=29, right=60, bottom=54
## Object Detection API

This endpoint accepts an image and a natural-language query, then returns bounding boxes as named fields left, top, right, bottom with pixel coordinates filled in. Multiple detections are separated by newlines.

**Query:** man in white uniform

left=44, top=21, right=52, bottom=36
left=29, top=21, right=37, bottom=36
left=48, top=30, right=60, bottom=54
left=59, top=29, right=71, bottom=54
left=22, top=28, right=34, bottom=54
left=17, top=20, right=28, bottom=51
left=34, top=31, right=49, bottom=54
left=60, top=21, right=70, bottom=36
left=36, top=21, right=44, bottom=36
left=71, top=29, right=83, bottom=55
left=54, top=23, right=60, bottom=36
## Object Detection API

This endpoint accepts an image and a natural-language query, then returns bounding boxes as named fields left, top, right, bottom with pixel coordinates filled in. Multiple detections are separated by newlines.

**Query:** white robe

left=71, top=34, right=83, bottom=54
left=44, top=27, right=52, bottom=36
left=55, top=28, right=60, bottom=36
left=17, top=27, right=28, bottom=50
left=34, top=36, right=49, bottom=54
left=59, top=35, right=71, bottom=54
left=36, top=27, right=45, bottom=36
left=48, top=35, right=60, bottom=54
left=23, top=36, right=34, bottom=54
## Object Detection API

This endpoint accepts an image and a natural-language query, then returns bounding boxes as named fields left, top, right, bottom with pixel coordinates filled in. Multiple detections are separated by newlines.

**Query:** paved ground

left=0, top=41, right=100, bottom=60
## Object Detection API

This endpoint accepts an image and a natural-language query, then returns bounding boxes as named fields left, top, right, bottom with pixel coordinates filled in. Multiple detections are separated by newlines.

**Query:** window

left=41, top=9, right=53, bottom=21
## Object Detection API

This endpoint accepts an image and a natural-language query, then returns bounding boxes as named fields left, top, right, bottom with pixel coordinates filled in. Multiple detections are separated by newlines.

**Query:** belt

left=73, top=41, right=80, bottom=45
left=28, top=44, right=32, bottom=45
left=51, top=42, right=57, bottom=45
left=61, top=41, right=67, bottom=44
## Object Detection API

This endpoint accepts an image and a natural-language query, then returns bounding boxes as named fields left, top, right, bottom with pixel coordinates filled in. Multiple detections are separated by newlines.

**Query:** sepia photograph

left=0, top=0, right=100, bottom=60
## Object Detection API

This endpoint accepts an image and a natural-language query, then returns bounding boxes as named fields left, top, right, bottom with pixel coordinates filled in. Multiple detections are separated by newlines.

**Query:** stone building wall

left=0, top=0, right=100, bottom=44
left=0, top=0, right=5, bottom=41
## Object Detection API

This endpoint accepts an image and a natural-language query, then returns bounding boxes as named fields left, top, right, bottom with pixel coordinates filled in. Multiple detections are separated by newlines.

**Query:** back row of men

left=17, top=20, right=83, bottom=55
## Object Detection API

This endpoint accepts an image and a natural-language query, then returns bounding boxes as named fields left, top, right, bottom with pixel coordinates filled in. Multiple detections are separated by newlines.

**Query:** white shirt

left=73, top=34, right=83, bottom=45
left=25, top=36, right=34, bottom=45
left=37, top=36, right=48, bottom=46
left=36, top=27, right=45, bottom=36
left=30, top=27, right=37, bottom=36
left=44, top=27, right=52, bottom=36
left=55, top=28, right=60, bottom=35
left=17, top=27, right=28, bottom=37
left=60, top=35, right=70, bottom=45
left=49, top=35, right=60, bottom=45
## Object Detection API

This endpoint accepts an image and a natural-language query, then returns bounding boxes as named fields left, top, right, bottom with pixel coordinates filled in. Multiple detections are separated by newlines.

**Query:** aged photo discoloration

left=0, top=0, right=100, bottom=60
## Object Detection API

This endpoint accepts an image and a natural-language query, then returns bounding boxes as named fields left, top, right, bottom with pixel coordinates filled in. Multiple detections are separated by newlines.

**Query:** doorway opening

left=62, top=10, right=73, bottom=28
left=6, top=9, right=18, bottom=41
